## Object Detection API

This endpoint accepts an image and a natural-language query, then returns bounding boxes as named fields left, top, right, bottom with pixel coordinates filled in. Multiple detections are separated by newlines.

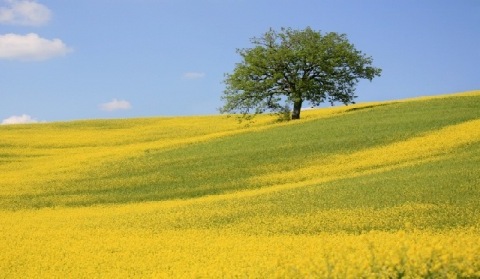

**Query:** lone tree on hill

left=220, top=27, right=382, bottom=120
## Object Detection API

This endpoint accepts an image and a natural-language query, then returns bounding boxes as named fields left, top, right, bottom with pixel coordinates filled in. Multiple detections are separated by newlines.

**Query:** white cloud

left=0, top=0, right=51, bottom=26
left=1, top=114, right=38, bottom=125
left=100, top=99, right=132, bottom=112
left=183, top=72, right=206, bottom=80
left=0, top=33, right=71, bottom=61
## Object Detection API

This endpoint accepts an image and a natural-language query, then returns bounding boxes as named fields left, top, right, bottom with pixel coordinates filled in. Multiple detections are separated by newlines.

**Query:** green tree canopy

left=220, top=27, right=382, bottom=120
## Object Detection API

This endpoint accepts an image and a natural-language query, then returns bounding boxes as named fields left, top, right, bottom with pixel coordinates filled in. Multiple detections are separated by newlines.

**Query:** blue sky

left=1, top=0, right=479, bottom=124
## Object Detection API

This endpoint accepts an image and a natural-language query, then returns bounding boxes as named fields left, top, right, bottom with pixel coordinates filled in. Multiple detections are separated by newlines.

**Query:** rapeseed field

left=0, top=90, right=479, bottom=278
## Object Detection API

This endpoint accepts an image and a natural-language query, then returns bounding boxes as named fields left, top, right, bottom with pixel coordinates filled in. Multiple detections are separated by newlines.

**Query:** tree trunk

left=291, top=100, right=302, bottom=120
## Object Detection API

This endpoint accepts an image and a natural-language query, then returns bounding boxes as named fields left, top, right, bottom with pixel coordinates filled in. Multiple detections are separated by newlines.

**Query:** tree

left=220, top=27, right=382, bottom=120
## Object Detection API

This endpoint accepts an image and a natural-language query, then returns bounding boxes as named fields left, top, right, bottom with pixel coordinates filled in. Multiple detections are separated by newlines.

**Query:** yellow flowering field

left=1, top=212, right=479, bottom=278
left=0, top=104, right=352, bottom=197
left=0, top=90, right=479, bottom=277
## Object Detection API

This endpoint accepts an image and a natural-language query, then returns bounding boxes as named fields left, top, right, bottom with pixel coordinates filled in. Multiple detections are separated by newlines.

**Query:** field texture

left=1, top=90, right=479, bottom=278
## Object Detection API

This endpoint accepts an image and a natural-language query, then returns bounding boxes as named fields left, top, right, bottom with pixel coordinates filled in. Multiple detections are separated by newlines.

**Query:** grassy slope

left=1, top=91, right=479, bottom=210
left=1, top=90, right=480, bottom=277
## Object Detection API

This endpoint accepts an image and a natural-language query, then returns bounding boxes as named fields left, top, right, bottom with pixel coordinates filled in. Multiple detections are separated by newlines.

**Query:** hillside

left=1, top=90, right=479, bottom=277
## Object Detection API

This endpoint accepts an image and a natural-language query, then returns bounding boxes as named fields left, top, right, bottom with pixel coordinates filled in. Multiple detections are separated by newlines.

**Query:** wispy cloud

left=0, top=33, right=71, bottom=61
left=1, top=114, right=39, bottom=125
left=99, top=99, right=132, bottom=112
left=183, top=72, right=206, bottom=80
left=0, top=0, right=51, bottom=26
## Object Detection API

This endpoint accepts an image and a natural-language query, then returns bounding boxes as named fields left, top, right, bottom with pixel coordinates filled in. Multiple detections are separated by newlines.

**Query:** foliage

left=220, top=27, right=382, bottom=120
left=0, top=90, right=479, bottom=277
